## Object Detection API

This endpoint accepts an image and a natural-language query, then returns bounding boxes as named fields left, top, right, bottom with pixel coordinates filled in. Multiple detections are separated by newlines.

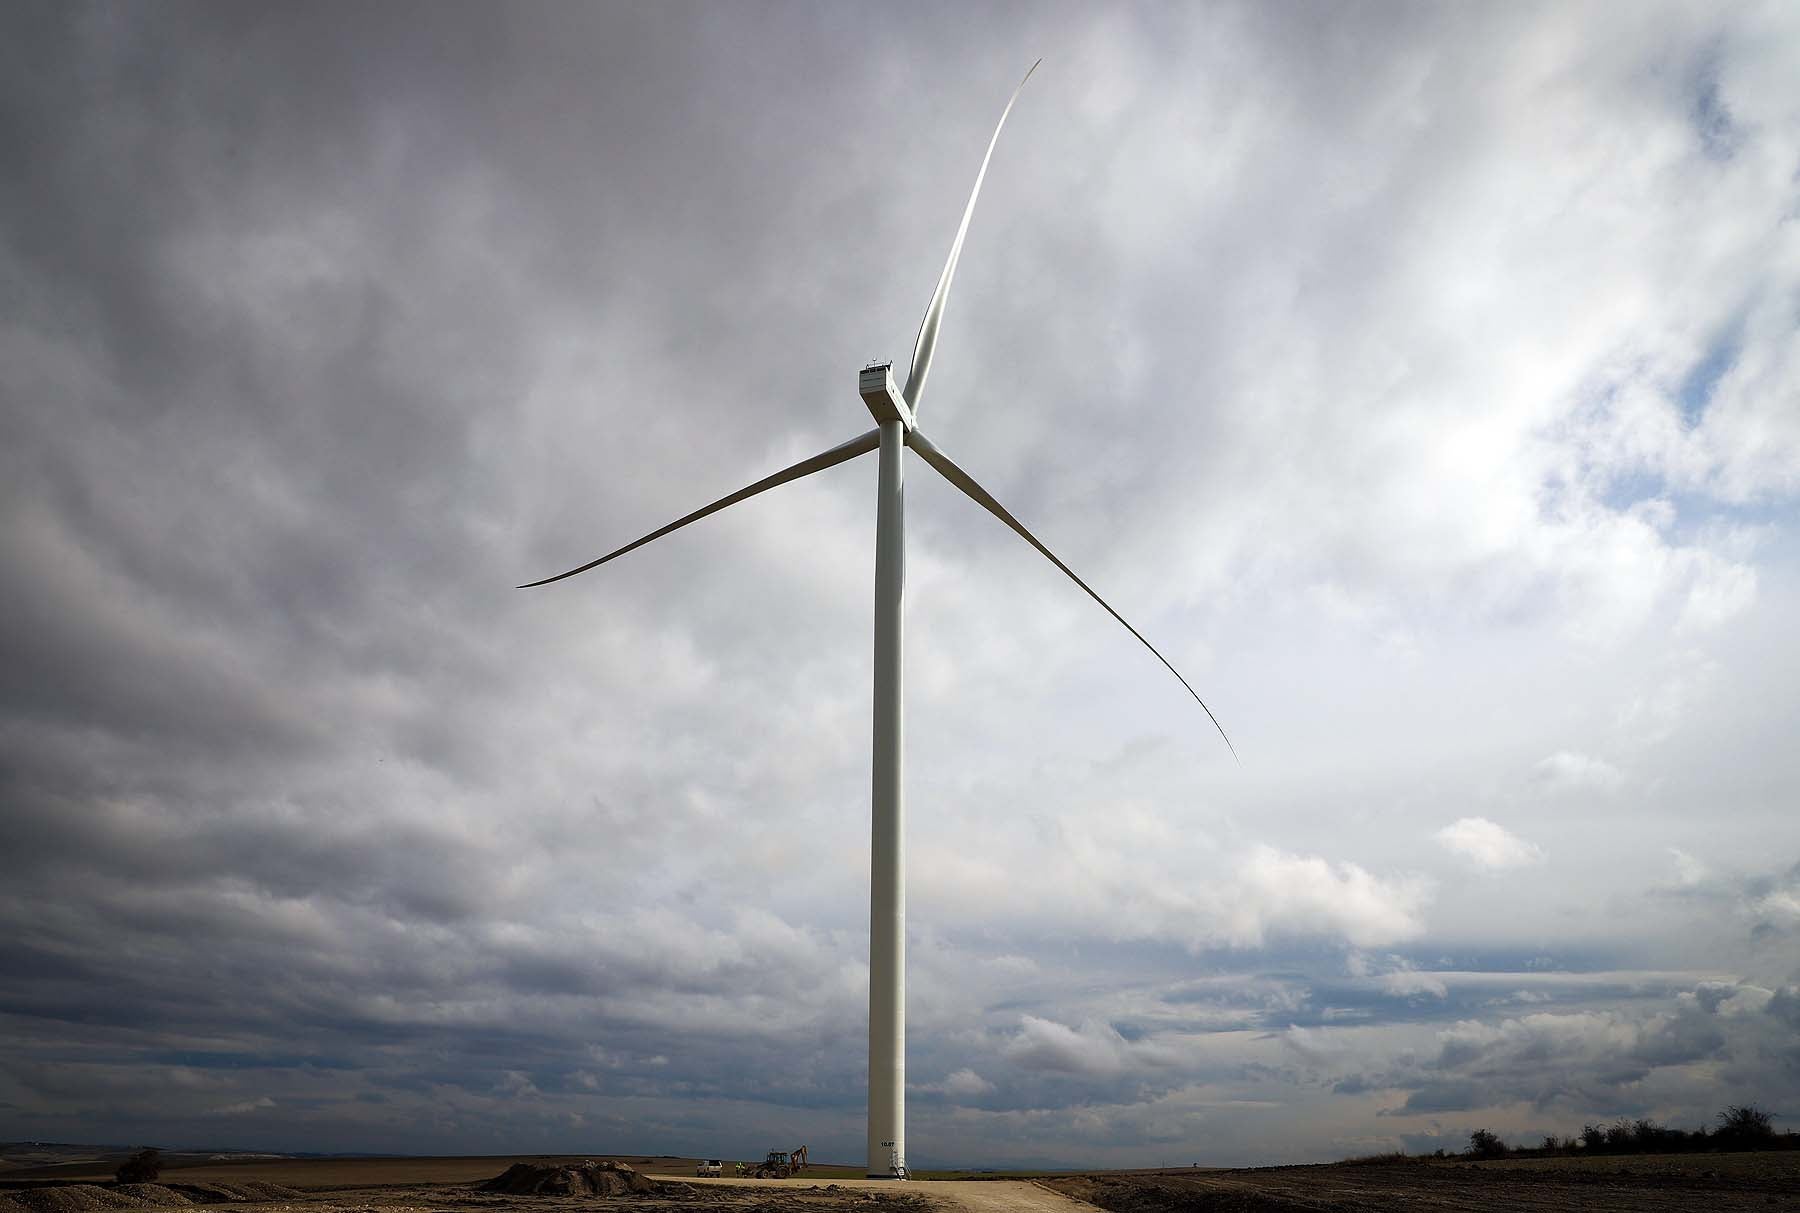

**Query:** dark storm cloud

left=1307, top=980, right=1800, bottom=1119
left=1651, top=858, right=1800, bottom=948
left=2, top=0, right=1042, bottom=1157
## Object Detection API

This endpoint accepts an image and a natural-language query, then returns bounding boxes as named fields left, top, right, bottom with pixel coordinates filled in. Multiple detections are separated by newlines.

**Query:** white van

left=695, top=1160, right=723, bottom=1178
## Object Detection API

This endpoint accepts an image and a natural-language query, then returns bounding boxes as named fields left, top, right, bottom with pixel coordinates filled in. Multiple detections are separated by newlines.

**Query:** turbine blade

left=906, top=428, right=1237, bottom=761
left=901, top=59, right=1040, bottom=417
left=519, top=428, right=881, bottom=589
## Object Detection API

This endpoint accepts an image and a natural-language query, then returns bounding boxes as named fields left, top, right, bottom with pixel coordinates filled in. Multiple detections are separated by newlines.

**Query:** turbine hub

left=859, top=362, right=913, bottom=430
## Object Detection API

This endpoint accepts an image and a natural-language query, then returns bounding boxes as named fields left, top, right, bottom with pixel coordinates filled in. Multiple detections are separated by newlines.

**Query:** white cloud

left=1346, top=952, right=1449, bottom=999
left=928, top=1068, right=996, bottom=1098
left=1003, top=1017, right=1147, bottom=1077
left=1678, top=553, right=1758, bottom=632
left=1750, top=889, right=1800, bottom=924
left=1436, top=817, right=1543, bottom=870
left=1532, top=751, right=1625, bottom=793
left=1615, top=652, right=1722, bottom=750
left=1220, top=847, right=1433, bottom=949
left=496, top=1071, right=541, bottom=1099
left=1668, top=848, right=1709, bottom=888
left=203, top=1096, right=275, bottom=1117
left=1380, top=967, right=1450, bottom=1001
left=914, top=812, right=1432, bottom=951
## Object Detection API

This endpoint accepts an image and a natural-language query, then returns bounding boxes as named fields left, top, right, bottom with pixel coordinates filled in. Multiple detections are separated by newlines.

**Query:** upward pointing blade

left=519, top=428, right=881, bottom=588
left=901, top=60, right=1040, bottom=417
left=906, top=428, right=1237, bottom=761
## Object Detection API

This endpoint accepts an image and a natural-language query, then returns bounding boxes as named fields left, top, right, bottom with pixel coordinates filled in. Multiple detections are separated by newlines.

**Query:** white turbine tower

left=521, top=63, right=1234, bottom=1178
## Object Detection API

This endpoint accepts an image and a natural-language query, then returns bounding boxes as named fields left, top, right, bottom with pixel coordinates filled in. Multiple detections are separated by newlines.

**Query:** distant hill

left=0, top=1145, right=136, bottom=1169
left=0, top=1144, right=316, bottom=1182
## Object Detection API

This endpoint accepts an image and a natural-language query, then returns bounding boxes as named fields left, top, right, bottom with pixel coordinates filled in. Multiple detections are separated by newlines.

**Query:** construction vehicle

left=747, top=1145, right=808, bottom=1179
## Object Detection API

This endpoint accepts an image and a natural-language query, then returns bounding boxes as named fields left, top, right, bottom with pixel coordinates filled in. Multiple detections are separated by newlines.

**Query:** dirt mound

left=0, top=1180, right=192, bottom=1209
left=169, top=1183, right=300, bottom=1203
left=113, top=1188, right=190, bottom=1207
left=480, top=1161, right=653, bottom=1197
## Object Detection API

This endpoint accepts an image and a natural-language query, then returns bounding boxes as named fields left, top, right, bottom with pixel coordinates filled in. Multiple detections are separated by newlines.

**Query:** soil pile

left=480, top=1162, right=654, bottom=1197
left=113, top=1190, right=190, bottom=1207
left=169, top=1184, right=300, bottom=1203
left=0, top=1186, right=194, bottom=1213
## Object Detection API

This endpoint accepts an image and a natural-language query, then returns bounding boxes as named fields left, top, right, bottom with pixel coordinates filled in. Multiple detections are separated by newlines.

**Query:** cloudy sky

left=4, top=0, right=1798, bottom=1170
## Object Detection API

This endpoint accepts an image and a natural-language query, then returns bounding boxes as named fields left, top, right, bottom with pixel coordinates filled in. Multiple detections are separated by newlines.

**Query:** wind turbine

left=520, top=62, right=1234, bottom=1178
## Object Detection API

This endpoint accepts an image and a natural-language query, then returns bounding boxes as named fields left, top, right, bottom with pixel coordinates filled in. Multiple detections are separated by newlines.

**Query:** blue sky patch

left=1678, top=324, right=1742, bottom=424
left=1690, top=51, right=1740, bottom=161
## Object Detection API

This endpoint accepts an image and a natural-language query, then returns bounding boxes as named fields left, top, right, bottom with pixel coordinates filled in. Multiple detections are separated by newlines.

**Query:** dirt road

left=681, top=1174, right=1090, bottom=1212
left=915, top=1180, right=1095, bottom=1213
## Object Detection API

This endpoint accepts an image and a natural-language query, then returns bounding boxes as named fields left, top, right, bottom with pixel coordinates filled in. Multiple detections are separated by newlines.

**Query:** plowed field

left=1046, top=1152, right=1800, bottom=1211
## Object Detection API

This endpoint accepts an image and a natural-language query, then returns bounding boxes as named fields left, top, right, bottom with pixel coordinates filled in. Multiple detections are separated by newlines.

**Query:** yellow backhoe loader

left=747, top=1145, right=808, bottom=1179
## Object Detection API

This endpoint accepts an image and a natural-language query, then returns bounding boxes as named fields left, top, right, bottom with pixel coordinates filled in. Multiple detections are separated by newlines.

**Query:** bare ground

left=0, top=1164, right=1069, bottom=1213
left=1045, top=1151, right=1800, bottom=1211
left=6, top=1152, right=1797, bottom=1213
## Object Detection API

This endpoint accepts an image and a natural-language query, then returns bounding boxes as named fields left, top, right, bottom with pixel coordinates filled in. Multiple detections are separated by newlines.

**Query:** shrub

left=1717, top=1104, right=1775, bottom=1144
left=115, top=1148, right=162, bottom=1184
left=1468, top=1129, right=1507, bottom=1158
left=1615, top=1118, right=1687, bottom=1153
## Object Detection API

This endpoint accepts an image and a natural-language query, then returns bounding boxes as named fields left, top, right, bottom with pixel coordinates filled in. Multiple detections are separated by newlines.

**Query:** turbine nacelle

left=858, top=362, right=914, bottom=430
